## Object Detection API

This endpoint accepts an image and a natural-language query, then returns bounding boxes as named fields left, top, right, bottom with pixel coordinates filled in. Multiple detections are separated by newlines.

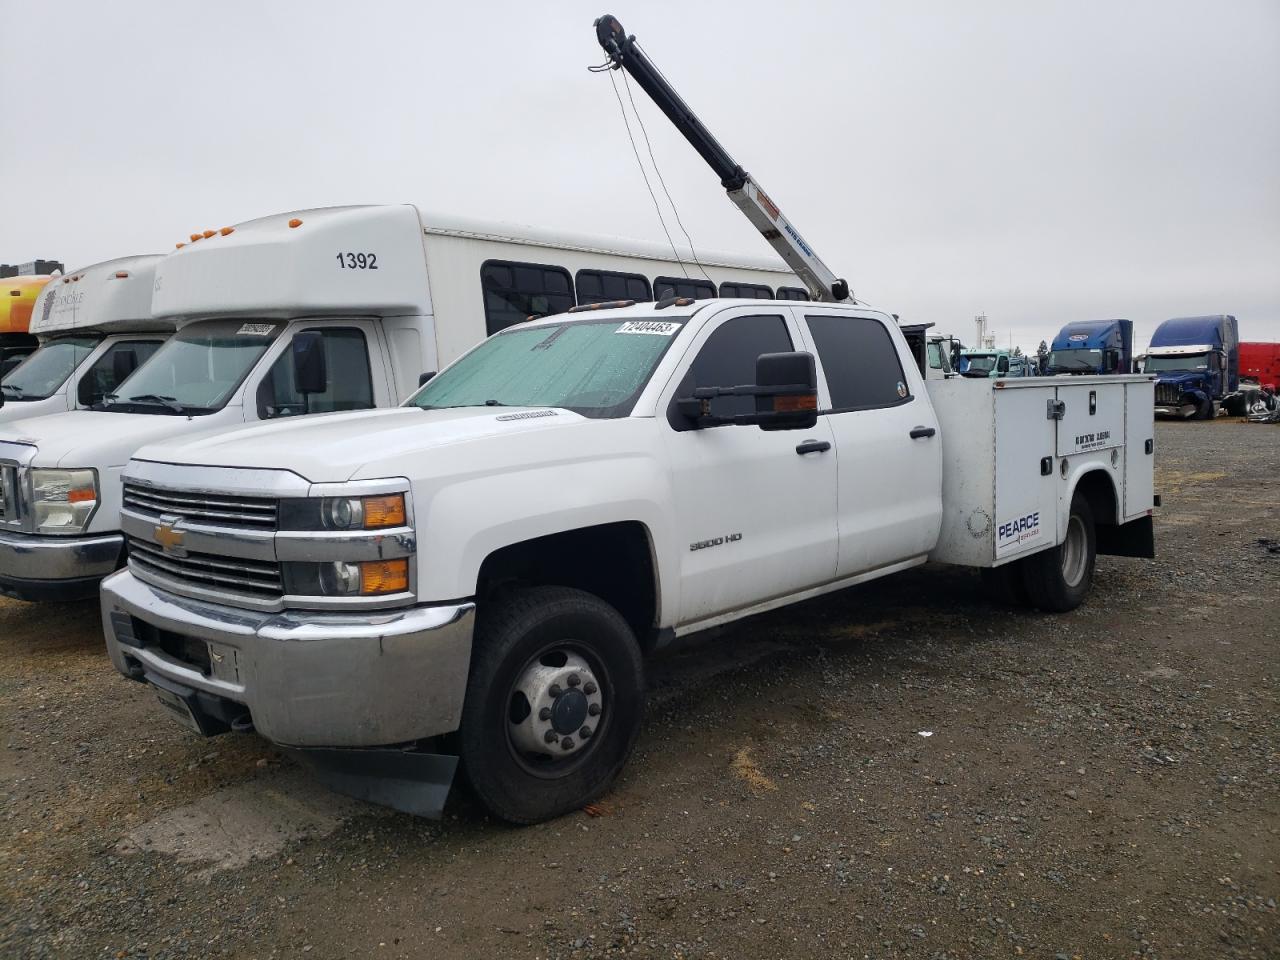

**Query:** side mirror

left=418, top=371, right=436, bottom=387
left=997, top=357, right=1010, bottom=374
left=291, top=331, right=328, bottom=395
left=677, top=351, right=818, bottom=430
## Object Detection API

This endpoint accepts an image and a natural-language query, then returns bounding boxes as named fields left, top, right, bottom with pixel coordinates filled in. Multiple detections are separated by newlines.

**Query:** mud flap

left=282, top=746, right=458, bottom=819
left=1097, top=514, right=1155, bottom=559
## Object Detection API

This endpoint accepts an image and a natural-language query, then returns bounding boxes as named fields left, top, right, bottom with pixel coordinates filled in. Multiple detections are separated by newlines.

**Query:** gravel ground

left=1, top=419, right=1276, bottom=959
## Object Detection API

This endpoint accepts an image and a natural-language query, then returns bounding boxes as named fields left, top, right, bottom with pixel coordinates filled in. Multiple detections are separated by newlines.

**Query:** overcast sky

left=3, top=0, right=1277, bottom=352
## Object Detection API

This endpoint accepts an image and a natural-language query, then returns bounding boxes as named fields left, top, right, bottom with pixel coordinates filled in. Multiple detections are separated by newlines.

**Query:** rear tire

left=1022, top=493, right=1096, bottom=613
left=980, top=561, right=1028, bottom=606
left=1195, top=397, right=1214, bottom=420
left=458, top=586, right=645, bottom=824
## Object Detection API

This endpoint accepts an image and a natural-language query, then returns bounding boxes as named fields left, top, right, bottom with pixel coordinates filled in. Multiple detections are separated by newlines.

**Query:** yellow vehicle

left=1, top=275, right=51, bottom=377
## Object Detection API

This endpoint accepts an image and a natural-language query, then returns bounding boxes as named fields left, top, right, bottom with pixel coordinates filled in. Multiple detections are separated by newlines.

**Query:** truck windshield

left=964, top=355, right=997, bottom=374
left=0, top=336, right=100, bottom=401
left=100, top=319, right=281, bottom=415
left=409, top=317, right=685, bottom=418
left=1048, top=349, right=1102, bottom=372
left=1145, top=353, right=1209, bottom=372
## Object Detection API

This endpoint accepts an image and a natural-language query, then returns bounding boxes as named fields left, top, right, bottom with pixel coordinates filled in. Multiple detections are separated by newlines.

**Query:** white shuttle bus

left=0, top=256, right=171, bottom=424
left=0, top=203, right=797, bottom=601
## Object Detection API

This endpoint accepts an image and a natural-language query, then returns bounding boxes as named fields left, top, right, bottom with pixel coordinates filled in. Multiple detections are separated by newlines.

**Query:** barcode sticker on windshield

left=236, top=323, right=276, bottom=336
left=616, top=320, right=679, bottom=336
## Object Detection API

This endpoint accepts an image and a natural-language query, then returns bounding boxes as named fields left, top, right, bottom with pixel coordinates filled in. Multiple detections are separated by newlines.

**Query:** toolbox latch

left=1046, top=399, right=1066, bottom=421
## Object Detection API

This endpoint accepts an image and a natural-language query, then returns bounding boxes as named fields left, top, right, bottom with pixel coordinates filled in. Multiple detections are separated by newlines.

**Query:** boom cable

left=604, top=69, right=689, bottom=278
left=619, top=66, right=715, bottom=286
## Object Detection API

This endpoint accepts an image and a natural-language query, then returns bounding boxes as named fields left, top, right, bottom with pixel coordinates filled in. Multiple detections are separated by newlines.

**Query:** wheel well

left=476, top=522, right=658, bottom=649
left=1073, top=469, right=1119, bottom=527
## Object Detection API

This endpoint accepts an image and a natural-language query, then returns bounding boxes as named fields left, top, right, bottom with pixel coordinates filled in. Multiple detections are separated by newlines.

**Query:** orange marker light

left=220, top=226, right=235, bottom=236
left=190, top=233, right=202, bottom=242
left=359, top=558, right=409, bottom=595
left=67, top=487, right=96, bottom=504
left=176, top=242, right=186, bottom=249
left=114, top=271, right=129, bottom=279
left=363, top=494, right=407, bottom=529
left=288, top=218, right=303, bottom=228
left=202, top=229, right=216, bottom=239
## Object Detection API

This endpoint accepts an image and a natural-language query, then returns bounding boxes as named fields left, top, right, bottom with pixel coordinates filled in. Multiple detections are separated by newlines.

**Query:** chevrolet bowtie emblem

left=154, top=524, right=185, bottom=551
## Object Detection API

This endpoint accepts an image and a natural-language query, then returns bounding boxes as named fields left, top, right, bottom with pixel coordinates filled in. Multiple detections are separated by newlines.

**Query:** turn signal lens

left=362, top=494, right=406, bottom=529
left=360, top=558, right=409, bottom=595
left=774, top=394, right=817, bottom=412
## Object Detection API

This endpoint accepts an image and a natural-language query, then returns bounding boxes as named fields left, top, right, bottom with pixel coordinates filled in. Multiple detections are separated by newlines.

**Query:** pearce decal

left=1074, top=430, right=1111, bottom=451
left=996, top=511, right=1041, bottom=552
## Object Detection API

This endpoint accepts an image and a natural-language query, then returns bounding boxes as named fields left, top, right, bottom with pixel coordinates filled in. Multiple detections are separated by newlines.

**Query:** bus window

left=481, top=260, right=575, bottom=334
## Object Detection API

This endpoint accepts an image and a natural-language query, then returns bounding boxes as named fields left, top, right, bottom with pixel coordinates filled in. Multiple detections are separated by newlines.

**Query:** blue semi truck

left=1146, top=314, right=1259, bottom=418
left=1046, top=319, right=1134, bottom=375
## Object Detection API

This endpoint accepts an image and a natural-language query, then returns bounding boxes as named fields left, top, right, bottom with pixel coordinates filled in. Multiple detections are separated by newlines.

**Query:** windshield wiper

left=1, top=384, right=24, bottom=398
left=126, top=393, right=186, bottom=413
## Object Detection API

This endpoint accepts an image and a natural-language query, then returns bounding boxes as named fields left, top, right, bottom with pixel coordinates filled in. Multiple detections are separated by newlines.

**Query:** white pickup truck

left=101, top=298, right=1156, bottom=823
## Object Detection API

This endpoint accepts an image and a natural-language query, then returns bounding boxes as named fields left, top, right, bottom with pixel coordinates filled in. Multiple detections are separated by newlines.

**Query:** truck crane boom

left=594, top=14, right=851, bottom=303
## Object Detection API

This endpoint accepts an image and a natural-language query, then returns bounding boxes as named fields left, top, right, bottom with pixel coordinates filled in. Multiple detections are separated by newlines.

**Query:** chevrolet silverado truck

left=101, top=297, right=1156, bottom=823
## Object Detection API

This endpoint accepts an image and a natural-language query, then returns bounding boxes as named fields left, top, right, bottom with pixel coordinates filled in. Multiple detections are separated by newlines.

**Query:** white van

left=0, top=204, right=798, bottom=601
left=0, top=256, right=171, bottom=423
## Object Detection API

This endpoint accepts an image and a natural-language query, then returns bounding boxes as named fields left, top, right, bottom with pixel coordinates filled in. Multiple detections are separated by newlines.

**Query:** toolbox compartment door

left=993, top=387, right=1058, bottom=562
left=1055, top=383, right=1125, bottom=457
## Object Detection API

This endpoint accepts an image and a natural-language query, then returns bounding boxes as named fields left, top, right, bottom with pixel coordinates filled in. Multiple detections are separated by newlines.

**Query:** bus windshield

left=100, top=319, right=282, bottom=415
left=0, top=336, right=100, bottom=401
left=409, top=317, right=684, bottom=419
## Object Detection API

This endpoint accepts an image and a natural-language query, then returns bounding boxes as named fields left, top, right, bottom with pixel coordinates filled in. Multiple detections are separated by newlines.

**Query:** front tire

left=1022, top=492, right=1096, bottom=612
left=458, top=586, right=645, bottom=824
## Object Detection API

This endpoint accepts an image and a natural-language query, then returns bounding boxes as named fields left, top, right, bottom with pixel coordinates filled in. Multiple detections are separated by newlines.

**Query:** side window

left=257, top=328, right=374, bottom=419
left=776, top=286, right=811, bottom=301
left=576, top=269, right=652, bottom=305
left=718, top=282, right=774, bottom=300
left=481, top=260, right=574, bottom=335
left=654, top=276, right=716, bottom=301
left=806, top=314, right=911, bottom=411
left=683, top=314, right=793, bottom=421
left=77, top=339, right=163, bottom=406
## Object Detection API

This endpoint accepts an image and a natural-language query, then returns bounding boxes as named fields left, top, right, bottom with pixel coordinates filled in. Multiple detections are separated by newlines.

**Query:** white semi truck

left=98, top=16, right=1157, bottom=824
left=0, top=256, right=171, bottom=424
left=0, top=207, right=796, bottom=602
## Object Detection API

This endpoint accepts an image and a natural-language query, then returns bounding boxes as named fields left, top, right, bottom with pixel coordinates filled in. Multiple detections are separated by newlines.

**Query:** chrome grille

left=122, top=483, right=277, bottom=530
left=1155, top=383, right=1183, bottom=406
left=127, top=535, right=283, bottom=598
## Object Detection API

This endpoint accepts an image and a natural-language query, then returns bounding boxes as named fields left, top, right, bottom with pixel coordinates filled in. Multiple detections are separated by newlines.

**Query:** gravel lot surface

left=2, top=419, right=1276, bottom=959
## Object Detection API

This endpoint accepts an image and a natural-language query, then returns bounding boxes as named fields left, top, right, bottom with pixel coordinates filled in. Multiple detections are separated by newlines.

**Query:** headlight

left=30, top=468, right=99, bottom=535
left=282, top=558, right=410, bottom=597
left=279, top=493, right=407, bottom=531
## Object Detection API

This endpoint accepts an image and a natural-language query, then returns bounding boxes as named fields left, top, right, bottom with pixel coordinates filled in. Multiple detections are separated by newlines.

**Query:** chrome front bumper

left=101, top=569, right=475, bottom=748
left=0, top=529, right=123, bottom=601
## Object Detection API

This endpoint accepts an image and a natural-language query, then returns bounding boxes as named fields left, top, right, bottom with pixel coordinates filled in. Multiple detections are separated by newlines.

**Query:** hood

left=132, top=406, right=592, bottom=483
left=1154, top=371, right=1208, bottom=387
left=0, top=409, right=218, bottom=468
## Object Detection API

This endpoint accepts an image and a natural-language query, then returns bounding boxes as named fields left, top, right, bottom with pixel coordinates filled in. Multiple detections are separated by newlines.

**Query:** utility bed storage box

left=926, top=375, right=1155, bottom=568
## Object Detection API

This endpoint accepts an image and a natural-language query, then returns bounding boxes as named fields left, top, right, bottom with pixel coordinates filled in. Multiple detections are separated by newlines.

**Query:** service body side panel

left=993, top=388, right=1057, bottom=562
left=1123, top=380, right=1155, bottom=520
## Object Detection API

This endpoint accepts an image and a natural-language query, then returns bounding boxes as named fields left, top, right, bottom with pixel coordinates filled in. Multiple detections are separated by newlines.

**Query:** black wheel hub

left=550, top=688, right=589, bottom=734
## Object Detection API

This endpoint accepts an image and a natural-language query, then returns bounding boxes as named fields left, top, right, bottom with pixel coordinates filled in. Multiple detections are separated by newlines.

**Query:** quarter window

left=576, top=269, right=651, bottom=305
left=805, top=314, right=911, bottom=411
left=257, top=328, right=375, bottom=419
left=654, top=276, right=716, bottom=301
left=776, top=286, right=811, bottom=301
left=481, top=260, right=575, bottom=335
left=718, top=282, right=774, bottom=300
left=77, top=339, right=164, bottom=406
left=683, top=314, right=793, bottom=422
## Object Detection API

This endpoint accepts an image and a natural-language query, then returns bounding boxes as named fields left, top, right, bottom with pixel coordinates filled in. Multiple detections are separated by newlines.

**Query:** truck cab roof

left=30, top=255, right=170, bottom=336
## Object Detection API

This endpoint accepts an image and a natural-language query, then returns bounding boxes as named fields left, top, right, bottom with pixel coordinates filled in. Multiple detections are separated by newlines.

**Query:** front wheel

left=457, top=586, right=645, bottom=824
left=1022, top=493, right=1096, bottom=612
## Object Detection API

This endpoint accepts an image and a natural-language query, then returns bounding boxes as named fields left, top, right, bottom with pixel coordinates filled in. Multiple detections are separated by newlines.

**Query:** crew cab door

left=799, top=311, right=942, bottom=578
left=662, top=308, right=838, bottom=626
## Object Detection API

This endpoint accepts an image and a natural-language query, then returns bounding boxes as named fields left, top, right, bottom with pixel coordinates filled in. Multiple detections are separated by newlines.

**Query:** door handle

left=795, top=440, right=831, bottom=455
left=909, top=426, right=936, bottom=439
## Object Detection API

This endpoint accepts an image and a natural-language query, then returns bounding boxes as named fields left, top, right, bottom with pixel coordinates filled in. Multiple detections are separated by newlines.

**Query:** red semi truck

left=1239, top=342, right=1280, bottom=392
